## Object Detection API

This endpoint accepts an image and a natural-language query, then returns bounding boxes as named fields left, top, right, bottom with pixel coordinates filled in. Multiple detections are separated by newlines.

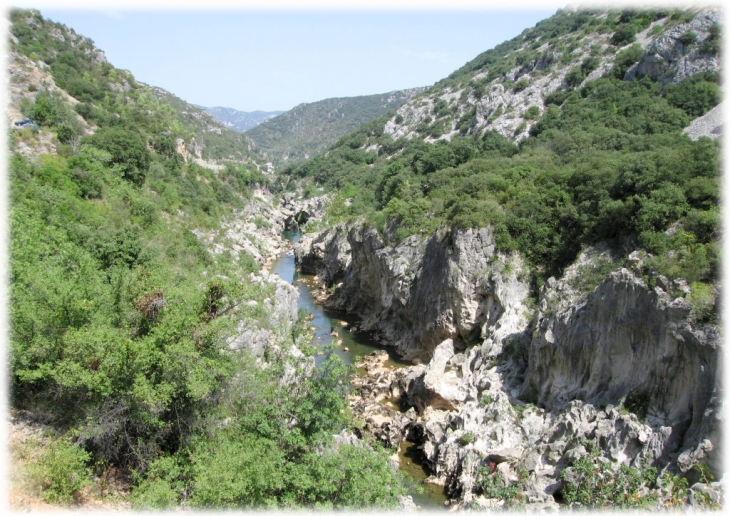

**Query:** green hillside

left=246, top=88, right=423, bottom=168
left=7, top=8, right=406, bottom=510
left=282, top=7, right=721, bottom=285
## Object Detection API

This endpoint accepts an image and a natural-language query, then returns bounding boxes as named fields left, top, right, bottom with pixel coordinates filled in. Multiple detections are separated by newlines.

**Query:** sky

left=21, top=4, right=563, bottom=112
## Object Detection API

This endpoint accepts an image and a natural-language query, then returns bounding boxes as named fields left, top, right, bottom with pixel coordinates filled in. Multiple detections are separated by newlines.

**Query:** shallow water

left=271, top=230, right=447, bottom=509
left=399, top=440, right=449, bottom=508
left=271, top=230, right=410, bottom=369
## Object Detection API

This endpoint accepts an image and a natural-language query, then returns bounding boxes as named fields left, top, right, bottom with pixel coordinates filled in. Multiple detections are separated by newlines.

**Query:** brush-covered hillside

left=283, top=7, right=721, bottom=284
left=245, top=88, right=424, bottom=168
left=6, top=8, right=408, bottom=511
left=7, top=8, right=268, bottom=169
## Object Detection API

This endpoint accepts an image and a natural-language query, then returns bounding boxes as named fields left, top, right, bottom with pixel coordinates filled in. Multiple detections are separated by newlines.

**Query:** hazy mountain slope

left=199, top=106, right=284, bottom=131
left=143, top=85, right=269, bottom=169
left=245, top=88, right=424, bottom=167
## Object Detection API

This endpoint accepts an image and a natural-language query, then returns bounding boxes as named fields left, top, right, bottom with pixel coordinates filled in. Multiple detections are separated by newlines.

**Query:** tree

left=83, top=127, right=151, bottom=186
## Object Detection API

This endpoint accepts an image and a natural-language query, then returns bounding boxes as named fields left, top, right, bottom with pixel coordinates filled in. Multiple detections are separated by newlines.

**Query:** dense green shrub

left=524, top=106, right=541, bottom=120
left=83, top=127, right=151, bottom=186
left=561, top=455, right=657, bottom=508
left=581, top=56, right=601, bottom=75
left=678, top=31, right=697, bottom=46
left=611, top=24, right=637, bottom=46
left=190, top=434, right=286, bottom=508
left=664, top=73, right=721, bottom=117
left=544, top=90, right=571, bottom=106
left=612, top=44, right=644, bottom=78
left=513, top=79, right=530, bottom=92
left=565, top=66, right=585, bottom=87
left=30, top=438, right=91, bottom=505
left=476, top=465, right=525, bottom=506
left=699, top=24, right=721, bottom=55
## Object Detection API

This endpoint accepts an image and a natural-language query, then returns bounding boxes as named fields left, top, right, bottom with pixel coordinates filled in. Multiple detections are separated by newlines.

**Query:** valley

left=5, top=4, right=723, bottom=512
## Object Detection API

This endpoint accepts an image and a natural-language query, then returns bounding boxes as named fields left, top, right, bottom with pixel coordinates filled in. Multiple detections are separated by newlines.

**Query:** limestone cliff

left=296, top=224, right=532, bottom=362
left=295, top=226, right=722, bottom=507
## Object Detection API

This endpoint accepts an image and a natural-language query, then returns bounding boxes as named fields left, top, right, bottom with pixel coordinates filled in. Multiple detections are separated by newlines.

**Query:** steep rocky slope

left=381, top=7, right=721, bottom=145
left=294, top=221, right=722, bottom=508
left=296, top=225, right=531, bottom=362
left=7, top=8, right=268, bottom=172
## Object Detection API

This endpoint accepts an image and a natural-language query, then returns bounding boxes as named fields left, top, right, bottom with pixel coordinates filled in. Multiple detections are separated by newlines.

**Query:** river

left=270, top=230, right=448, bottom=509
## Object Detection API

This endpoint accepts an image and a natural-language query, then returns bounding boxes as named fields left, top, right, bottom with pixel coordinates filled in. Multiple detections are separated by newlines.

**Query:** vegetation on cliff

left=281, top=8, right=721, bottom=290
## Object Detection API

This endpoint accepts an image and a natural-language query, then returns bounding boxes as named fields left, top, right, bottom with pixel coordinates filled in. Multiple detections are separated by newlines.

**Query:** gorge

left=6, top=5, right=723, bottom=511
left=291, top=217, right=722, bottom=509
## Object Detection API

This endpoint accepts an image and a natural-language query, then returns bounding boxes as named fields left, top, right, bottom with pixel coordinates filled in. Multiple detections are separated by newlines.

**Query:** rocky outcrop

left=295, top=224, right=532, bottom=362
left=294, top=224, right=351, bottom=284
left=628, top=8, right=722, bottom=83
left=280, top=194, right=329, bottom=232
left=404, top=340, right=477, bottom=412
left=525, top=269, right=720, bottom=427
left=683, top=101, right=724, bottom=141
left=192, top=192, right=331, bottom=270
left=298, top=221, right=722, bottom=507
left=227, top=270, right=299, bottom=356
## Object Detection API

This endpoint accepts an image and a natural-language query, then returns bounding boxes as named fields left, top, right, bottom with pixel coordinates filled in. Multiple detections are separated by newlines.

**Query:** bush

left=611, top=25, right=637, bottom=46
left=513, top=79, right=529, bottom=92
left=30, top=438, right=91, bottom=505
left=581, top=56, right=601, bottom=75
left=523, top=106, right=541, bottom=120
left=544, top=90, right=571, bottom=106
left=458, top=432, right=475, bottom=445
left=624, top=391, right=651, bottom=420
left=699, top=24, right=721, bottom=55
left=190, top=435, right=285, bottom=508
left=290, top=444, right=409, bottom=509
left=665, top=74, right=721, bottom=117
left=561, top=455, right=657, bottom=508
left=565, top=66, right=584, bottom=87
left=678, top=31, right=697, bottom=46
left=612, top=44, right=644, bottom=78
left=688, top=281, right=716, bottom=323
left=131, top=455, right=188, bottom=509
left=476, top=465, right=523, bottom=506
left=83, top=127, right=151, bottom=186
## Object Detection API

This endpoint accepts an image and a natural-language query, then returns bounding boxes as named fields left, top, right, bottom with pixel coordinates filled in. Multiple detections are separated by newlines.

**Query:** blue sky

left=29, top=7, right=557, bottom=112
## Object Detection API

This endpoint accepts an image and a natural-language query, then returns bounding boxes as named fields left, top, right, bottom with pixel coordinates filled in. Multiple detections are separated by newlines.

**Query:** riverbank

left=269, top=230, right=448, bottom=508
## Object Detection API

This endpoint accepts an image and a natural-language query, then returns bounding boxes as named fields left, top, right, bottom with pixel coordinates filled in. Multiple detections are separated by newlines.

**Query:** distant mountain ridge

left=245, top=88, right=425, bottom=168
left=199, top=106, right=285, bottom=132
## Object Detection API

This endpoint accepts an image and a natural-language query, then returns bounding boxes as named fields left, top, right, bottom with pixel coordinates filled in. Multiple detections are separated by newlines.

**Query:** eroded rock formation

left=295, top=225, right=722, bottom=508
